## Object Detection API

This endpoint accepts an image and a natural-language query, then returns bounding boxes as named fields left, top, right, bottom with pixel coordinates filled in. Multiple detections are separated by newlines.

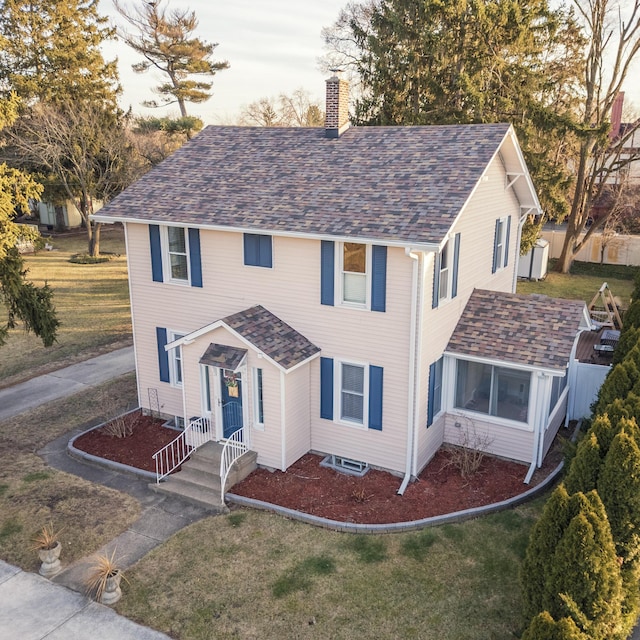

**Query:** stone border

left=226, top=460, right=565, bottom=534
left=67, top=408, right=157, bottom=481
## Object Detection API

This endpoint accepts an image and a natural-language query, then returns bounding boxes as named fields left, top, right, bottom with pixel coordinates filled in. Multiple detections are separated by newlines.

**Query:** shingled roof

left=446, top=289, right=587, bottom=371
left=221, top=305, right=319, bottom=371
left=95, top=123, right=516, bottom=246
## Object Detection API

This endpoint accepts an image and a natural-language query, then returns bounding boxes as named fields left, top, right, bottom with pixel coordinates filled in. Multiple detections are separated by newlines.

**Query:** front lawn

left=0, top=225, right=132, bottom=387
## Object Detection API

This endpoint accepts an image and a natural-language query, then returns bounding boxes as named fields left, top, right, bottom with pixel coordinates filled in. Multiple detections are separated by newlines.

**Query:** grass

left=517, top=259, right=637, bottom=306
left=0, top=373, right=140, bottom=572
left=117, top=500, right=546, bottom=640
left=0, top=226, right=132, bottom=387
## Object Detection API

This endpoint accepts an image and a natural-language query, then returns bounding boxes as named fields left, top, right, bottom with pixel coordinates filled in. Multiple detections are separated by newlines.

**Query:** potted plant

left=31, top=524, right=63, bottom=578
left=85, top=549, right=125, bottom=605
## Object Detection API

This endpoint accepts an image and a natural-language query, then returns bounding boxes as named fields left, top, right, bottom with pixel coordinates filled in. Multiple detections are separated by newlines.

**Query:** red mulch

left=73, top=410, right=561, bottom=524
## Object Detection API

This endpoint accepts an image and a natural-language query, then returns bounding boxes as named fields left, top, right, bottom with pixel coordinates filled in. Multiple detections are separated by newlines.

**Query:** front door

left=220, top=369, right=243, bottom=438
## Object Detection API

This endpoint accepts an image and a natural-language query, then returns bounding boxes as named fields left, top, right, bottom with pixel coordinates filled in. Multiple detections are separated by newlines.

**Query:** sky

left=99, top=0, right=348, bottom=124
left=99, top=0, right=640, bottom=125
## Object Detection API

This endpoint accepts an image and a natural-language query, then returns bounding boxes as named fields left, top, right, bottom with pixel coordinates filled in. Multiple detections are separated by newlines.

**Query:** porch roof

left=199, top=343, right=247, bottom=370
left=221, top=305, right=320, bottom=370
left=446, top=289, right=587, bottom=372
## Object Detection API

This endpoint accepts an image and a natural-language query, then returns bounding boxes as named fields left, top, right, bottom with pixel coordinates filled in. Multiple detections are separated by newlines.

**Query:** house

left=92, top=74, right=589, bottom=493
left=36, top=199, right=103, bottom=230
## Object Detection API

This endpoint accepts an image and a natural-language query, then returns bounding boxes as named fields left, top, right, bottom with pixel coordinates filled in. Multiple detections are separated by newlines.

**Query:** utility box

left=518, top=238, right=549, bottom=280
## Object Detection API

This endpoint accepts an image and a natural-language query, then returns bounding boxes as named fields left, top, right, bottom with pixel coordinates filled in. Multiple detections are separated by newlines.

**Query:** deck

left=576, top=328, right=617, bottom=365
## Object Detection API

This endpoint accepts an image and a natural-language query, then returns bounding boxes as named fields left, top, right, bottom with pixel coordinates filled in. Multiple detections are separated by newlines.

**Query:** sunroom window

left=455, top=360, right=530, bottom=423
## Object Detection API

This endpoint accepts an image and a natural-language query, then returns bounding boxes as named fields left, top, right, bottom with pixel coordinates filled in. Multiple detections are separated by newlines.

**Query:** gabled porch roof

left=167, top=305, right=320, bottom=373
left=445, top=289, right=590, bottom=373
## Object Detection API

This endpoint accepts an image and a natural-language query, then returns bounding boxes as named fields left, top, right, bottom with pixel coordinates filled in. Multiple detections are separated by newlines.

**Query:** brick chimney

left=325, top=71, right=350, bottom=138
left=610, top=91, right=625, bottom=140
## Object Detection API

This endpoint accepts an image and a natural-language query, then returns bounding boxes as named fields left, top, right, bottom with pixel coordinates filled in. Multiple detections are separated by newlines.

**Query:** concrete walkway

left=0, top=346, right=135, bottom=422
left=0, top=347, right=219, bottom=639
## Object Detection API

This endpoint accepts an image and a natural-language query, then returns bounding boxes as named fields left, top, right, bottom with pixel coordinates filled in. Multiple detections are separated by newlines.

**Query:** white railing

left=220, top=428, right=248, bottom=502
left=153, top=417, right=211, bottom=483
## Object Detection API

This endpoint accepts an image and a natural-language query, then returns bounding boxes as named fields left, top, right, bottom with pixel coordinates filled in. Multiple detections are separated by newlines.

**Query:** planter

left=38, top=541, right=62, bottom=578
left=228, top=385, right=239, bottom=398
left=100, top=570, right=122, bottom=605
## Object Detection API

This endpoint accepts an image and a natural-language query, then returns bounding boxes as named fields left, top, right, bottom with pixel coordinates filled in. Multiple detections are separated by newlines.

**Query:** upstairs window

left=432, top=233, right=460, bottom=308
left=167, top=227, right=188, bottom=281
left=149, top=224, right=202, bottom=287
left=492, top=217, right=511, bottom=273
left=439, top=240, right=450, bottom=301
left=342, top=242, right=368, bottom=305
left=244, top=233, right=273, bottom=268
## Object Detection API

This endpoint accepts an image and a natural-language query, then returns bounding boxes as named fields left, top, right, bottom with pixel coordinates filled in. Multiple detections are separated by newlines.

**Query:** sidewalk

left=0, top=347, right=218, bottom=640
left=0, top=346, right=135, bottom=422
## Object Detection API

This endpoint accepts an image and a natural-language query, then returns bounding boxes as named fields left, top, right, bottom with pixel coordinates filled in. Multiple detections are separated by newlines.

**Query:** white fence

left=568, top=362, right=610, bottom=420
left=541, top=229, right=640, bottom=267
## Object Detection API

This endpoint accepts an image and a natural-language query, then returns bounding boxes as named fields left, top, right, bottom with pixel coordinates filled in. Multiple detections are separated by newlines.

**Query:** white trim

left=90, top=215, right=441, bottom=252
left=161, top=225, right=191, bottom=285
left=280, top=370, right=286, bottom=471
left=334, top=358, right=369, bottom=429
left=493, top=216, right=509, bottom=272
left=252, top=366, right=265, bottom=431
left=168, top=330, right=186, bottom=388
left=444, top=350, right=566, bottom=377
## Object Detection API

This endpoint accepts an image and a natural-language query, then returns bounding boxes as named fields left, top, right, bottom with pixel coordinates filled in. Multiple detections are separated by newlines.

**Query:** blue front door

left=221, top=370, right=243, bottom=438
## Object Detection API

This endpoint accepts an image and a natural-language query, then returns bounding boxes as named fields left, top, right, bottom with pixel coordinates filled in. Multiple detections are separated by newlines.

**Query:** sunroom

left=438, top=289, right=591, bottom=478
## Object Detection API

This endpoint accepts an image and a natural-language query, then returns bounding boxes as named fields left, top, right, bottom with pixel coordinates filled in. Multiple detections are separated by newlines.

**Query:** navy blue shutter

left=432, top=252, right=441, bottom=309
left=320, top=357, right=334, bottom=419
left=260, top=235, right=273, bottom=268
left=368, top=365, right=383, bottom=430
left=188, top=228, right=202, bottom=287
left=427, top=361, right=436, bottom=427
left=451, top=233, right=461, bottom=299
left=321, top=241, right=335, bottom=306
left=244, top=234, right=259, bottom=266
left=492, top=220, right=500, bottom=273
left=371, top=245, right=387, bottom=312
left=504, top=217, right=511, bottom=268
left=149, top=224, right=163, bottom=282
left=156, top=327, right=170, bottom=383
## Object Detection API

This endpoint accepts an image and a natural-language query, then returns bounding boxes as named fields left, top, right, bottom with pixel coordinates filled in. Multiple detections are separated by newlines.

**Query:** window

left=149, top=224, right=202, bottom=287
left=432, top=233, right=460, bottom=308
left=244, top=233, right=272, bottom=268
left=341, top=242, right=368, bottom=305
left=427, top=357, right=443, bottom=427
left=492, top=217, right=511, bottom=273
left=320, top=357, right=383, bottom=430
left=169, top=332, right=185, bottom=387
left=253, top=367, right=264, bottom=428
left=548, top=372, right=568, bottom=418
left=202, top=365, right=212, bottom=413
left=340, top=362, right=366, bottom=424
left=455, top=359, right=530, bottom=423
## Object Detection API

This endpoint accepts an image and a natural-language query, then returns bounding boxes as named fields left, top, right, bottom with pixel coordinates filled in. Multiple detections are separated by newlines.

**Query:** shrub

left=593, top=363, right=633, bottom=415
left=564, top=432, right=601, bottom=495
left=521, top=611, right=588, bottom=640
left=613, top=327, right=640, bottom=365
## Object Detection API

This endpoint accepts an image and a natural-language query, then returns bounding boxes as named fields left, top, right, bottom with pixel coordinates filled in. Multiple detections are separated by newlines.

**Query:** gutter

left=398, top=248, right=421, bottom=495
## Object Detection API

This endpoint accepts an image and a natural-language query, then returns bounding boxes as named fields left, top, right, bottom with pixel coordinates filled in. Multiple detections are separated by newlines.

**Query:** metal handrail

left=152, top=417, right=211, bottom=482
left=220, top=428, right=248, bottom=502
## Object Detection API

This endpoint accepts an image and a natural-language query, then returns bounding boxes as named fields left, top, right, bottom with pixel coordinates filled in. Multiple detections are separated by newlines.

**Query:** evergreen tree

left=601, top=395, right=640, bottom=431
left=521, top=611, right=589, bottom=640
left=564, top=431, right=602, bottom=494
left=594, top=362, right=634, bottom=414
left=0, top=96, right=58, bottom=347
left=613, top=326, right=640, bottom=365
left=0, top=0, right=119, bottom=105
left=114, top=0, right=229, bottom=117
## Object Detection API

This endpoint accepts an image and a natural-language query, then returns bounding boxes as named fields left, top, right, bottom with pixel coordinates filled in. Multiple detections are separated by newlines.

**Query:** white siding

left=543, top=393, right=568, bottom=458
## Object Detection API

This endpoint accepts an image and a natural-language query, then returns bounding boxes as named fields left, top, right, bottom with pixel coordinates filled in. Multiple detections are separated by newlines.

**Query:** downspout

left=525, top=372, right=546, bottom=484
left=512, top=213, right=529, bottom=293
left=398, top=248, right=420, bottom=495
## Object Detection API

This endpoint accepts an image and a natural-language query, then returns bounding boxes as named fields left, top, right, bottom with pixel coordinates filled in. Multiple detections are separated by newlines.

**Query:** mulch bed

left=73, top=409, right=563, bottom=524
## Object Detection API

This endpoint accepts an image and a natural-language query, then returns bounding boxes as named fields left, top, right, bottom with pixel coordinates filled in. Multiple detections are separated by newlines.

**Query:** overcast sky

left=100, top=0, right=640, bottom=125
left=100, top=0, right=347, bottom=124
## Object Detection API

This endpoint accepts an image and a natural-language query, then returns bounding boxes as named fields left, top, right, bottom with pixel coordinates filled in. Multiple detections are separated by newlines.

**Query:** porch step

left=150, top=442, right=257, bottom=510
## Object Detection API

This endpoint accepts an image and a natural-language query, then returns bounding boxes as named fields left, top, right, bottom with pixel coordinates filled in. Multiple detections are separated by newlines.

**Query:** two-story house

left=93, top=74, right=589, bottom=496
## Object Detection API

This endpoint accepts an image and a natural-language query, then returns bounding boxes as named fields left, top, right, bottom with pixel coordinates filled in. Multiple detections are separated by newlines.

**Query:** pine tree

left=590, top=414, right=615, bottom=455
left=114, top=0, right=229, bottom=117
left=0, top=0, right=119, bottom=105
left=594, top=363, right=634, bottom=414
left=601, top=394, right=640, bottom=427
left=0, top=96, right=59, bottom=347
left=613, top=326, right=640, bottom=365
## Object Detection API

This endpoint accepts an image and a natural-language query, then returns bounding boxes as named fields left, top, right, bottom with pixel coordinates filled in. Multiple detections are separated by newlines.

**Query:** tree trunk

left=88, top=222, right=101, bottom=257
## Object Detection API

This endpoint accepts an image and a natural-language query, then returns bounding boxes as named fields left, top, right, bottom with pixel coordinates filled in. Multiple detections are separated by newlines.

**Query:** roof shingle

left=446, top=290, right=586, bottom=371
left=221, top=305, right=319, bottom=370
left=96, top=123, right=511, bottom=245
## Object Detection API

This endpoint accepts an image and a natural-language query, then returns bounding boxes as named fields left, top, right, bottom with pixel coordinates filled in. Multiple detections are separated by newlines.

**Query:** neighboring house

left=37, top=199, right=103, bottom=230
left=93, top=74, right=589, bottom=490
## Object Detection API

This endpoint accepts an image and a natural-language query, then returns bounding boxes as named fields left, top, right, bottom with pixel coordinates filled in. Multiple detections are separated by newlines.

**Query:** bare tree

left=556, top=0, right=640, bottom=272
left=5, top=101, right=140, bottom=256
left=113, top=0, right=229, bottom=117
left=239, top=89, right=323, bottom=127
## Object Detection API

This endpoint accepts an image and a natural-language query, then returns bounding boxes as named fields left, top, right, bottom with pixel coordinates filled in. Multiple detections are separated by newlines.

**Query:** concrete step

left=172, top=466, right=222, bottom=492
left=152, top=477, right=227, bottom=511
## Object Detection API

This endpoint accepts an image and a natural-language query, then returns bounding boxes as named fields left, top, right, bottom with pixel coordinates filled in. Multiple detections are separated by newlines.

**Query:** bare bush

left=444, top=420, right=495, bottom=480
